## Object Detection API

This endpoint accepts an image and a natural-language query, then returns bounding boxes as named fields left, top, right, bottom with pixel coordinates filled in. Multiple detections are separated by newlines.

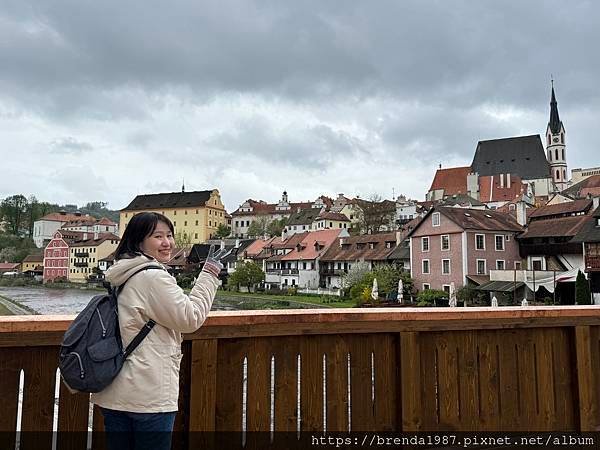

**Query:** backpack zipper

left=96, top=309, right=107, bottom=338
left=67, top=352, right=85, bottom=379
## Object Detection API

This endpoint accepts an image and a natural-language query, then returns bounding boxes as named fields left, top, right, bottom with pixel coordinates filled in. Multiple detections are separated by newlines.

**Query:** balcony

left=281, top=268, right=299, bottom=275
left=266, top=268, right=282, bottom=274
left=2, top=308, right=600, bottom=447
left=519, top=242, right=582, bottom=258
left=73, top=262, right=88, bottom=268
left=320, top=267, right=348, bottom=276
left=585, top=255, right=600, bottom=272
left=74, top=251, right=89, bottom=258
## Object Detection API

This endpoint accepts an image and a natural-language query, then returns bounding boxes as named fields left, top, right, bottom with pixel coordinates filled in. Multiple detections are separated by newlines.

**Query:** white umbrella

left=371, top=278, right=378, bottom=302
left=397, top=278, right=404, bottom=303
left=449, top=282, right=457, bottom=307
left=491, top=296, right=498, bottom=307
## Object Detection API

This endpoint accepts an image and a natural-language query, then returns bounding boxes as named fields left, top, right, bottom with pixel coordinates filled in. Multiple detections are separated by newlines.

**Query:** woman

left=91, top=212, right=224, bottom=450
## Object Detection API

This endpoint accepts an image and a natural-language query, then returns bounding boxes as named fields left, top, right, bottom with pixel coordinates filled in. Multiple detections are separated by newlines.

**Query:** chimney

left=467, top=172, right=479, bottom=200
left=396, top=230, right=402, bottom=246
left=593, top=196, right=600, bottom=210
left=281, top=228, right=288, bottom=242
left=235, top=238, right=240, bottom=248
left=500, top=174, right=505, bottom=188
left=507, top=173, right=511, bottom=188
left=339, top=237, right=346, bottom=247
left=516, top=201, right=527, bottom=226
left=220, top=240, right=225, bottom=250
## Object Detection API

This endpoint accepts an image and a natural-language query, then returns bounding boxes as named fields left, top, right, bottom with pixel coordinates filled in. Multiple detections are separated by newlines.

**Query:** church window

left=548, top=150, right=552, bottom=161
left=561, top=149, right=564, bottom=160
left=555, top=149, right=559, bottom=161
left=547, top=135, right=551, bottom=146
left=563, top=169, right=566, bottom=180
left=556, top=169, right=560, bottom=180
left=561, top=134, right=564, bottom=144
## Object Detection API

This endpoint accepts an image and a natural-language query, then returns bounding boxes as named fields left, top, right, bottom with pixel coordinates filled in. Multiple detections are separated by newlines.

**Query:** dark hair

left=115, top=212, right=175, bottom=260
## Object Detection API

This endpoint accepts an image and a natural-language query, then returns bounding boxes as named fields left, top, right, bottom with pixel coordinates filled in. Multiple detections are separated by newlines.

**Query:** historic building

left=120, top=189, right=227, bottom=244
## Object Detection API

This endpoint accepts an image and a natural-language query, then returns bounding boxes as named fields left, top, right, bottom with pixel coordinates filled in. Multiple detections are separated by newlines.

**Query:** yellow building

left=69, top=233, right=120, bottom=283
left=312, top=211, right=351, bottom=230
left=119, top=189, right=227, bottom=244
left=21, top=253, right=44, bottom=273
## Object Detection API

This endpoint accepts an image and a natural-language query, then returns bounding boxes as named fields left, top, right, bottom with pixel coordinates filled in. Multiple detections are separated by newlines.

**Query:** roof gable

left=428, top=166, right=471, bottom=195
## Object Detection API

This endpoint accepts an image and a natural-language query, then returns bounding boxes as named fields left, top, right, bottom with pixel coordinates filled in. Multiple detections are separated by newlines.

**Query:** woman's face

left=140, top=221, right=175, bottom=263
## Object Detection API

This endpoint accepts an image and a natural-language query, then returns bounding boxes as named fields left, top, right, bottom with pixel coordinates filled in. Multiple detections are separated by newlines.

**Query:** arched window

left=547, top=135, right=551, bottom=146
left=562, top=149, right=565, bottom=160
left=556, top=169, right=560, bottom=180
left=563, top=169, right=566, bottom=180
left=548, top=150, right=552, bottom=161
left=561, top=133, right=564, bottom=144
left=555, top=149, right=559, bottom=161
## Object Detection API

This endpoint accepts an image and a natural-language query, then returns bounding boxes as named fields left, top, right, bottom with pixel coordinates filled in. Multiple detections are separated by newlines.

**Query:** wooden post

left=575, top=326, right=600, bottom=431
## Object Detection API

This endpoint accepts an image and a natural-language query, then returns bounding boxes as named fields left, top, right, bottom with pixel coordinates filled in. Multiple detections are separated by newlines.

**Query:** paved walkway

left=0, top=294, right=33, bottom=315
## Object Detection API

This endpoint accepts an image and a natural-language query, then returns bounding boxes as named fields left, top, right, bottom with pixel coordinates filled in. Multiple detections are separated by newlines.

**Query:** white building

left=33, top=212, right=96, bottom=248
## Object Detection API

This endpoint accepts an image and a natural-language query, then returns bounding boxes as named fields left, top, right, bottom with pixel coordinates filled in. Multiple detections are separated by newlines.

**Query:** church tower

left=545, top=82, right=568, bottom=191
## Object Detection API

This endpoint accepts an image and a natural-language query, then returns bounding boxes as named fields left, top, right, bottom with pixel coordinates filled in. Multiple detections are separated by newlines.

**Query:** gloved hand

left=201, top=244, right=228, bottom=278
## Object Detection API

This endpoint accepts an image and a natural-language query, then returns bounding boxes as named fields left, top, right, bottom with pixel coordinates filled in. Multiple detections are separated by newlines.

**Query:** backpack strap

left=115, top=265, right=165, bottom=358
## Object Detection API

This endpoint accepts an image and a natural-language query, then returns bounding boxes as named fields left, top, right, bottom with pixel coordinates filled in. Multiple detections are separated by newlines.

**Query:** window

left=441, top=235, right=450, bottom=251
left=475, top=234, right=485, bottom=250
left=421, top=237, right=430, bottom=252
left=496, top=260, right=505, bottom=270
left=442, top=259, right=450, bottom=274
left=423, top=284, right=430, bottom=291
left=422, top=259, right=430, bottom=274
left=174, top=211, right=177, bottom=216
left=476, top=259, right=486, bottom=275
left=495, top=235, right=505, bottom=251
left=514, top=261, right=522, bottom=270
left=443, top=285, right=450, bottom=293
left=432, top=212, right=440, bottom=227
left=184, top=221, right=187, bottom=226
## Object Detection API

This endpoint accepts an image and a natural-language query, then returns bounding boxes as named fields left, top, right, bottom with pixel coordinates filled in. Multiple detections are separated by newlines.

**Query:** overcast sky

left=1, top=0, right=598, bottom=212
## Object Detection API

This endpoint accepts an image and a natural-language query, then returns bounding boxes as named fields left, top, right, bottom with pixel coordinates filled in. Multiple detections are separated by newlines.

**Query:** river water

left=0, top=286, right=316, bottom=315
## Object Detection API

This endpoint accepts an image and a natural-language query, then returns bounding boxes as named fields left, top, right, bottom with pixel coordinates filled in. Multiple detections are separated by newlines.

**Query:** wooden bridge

left=1, top=307, right=600, bottom=449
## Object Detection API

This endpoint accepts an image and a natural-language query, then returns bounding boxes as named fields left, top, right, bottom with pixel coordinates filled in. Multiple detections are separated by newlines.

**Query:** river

left=0, top=286, right=317, bottom=315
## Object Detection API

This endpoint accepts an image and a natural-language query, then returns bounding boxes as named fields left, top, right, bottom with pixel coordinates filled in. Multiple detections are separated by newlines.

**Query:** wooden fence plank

left=300, top=335, right=324, bottom=432
left=457, top=331, right=479, bottom=431
left=436, top=333, right=460, bottom=430
left=477, top=332, right=501, bottom=431
left=517, top=330, right=540, bottom=430
left=246, top=338, right=272, bottom=449
left=325, top=335, right=349, bottom=432
left=575, top=325, right=600, bottom=431
left=349, top=335, right=375, bottom=431
left=0, top=348, right=21, bottom=450
left=20, top=347, right=58, bottom=450
left=273, top=337, right=300, bottom=433
left=91, top=405, right=105, bottom=450
left=420, top=333, right=439, bottom=430
left=497, top=330, right=520, bottom=431
left=400, top=332, right=422, bottom=431
left=373, top=334, right=397, bottom=432
left=552, top=328, right=576, bottom=430
left=56, top=385, right=90, bottom=450
left=189, top=339, right=218, bottom=432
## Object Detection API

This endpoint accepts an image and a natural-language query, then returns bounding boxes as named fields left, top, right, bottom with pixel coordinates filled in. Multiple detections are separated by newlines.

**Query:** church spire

left=182, top=178, right=185, bottom=192
left=549, top=80, right=562, bottom=134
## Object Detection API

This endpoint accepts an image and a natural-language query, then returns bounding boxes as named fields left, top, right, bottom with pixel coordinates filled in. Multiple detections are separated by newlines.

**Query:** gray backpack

left=59, top=265, right=164, bottom=393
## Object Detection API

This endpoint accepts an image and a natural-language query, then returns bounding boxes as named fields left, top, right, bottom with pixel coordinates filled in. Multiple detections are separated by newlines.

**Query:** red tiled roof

left=478, top=174, right=526, bottom=203
left=529, top=199, right=592, bottom=219
left=563, top=175, right=600, bottom=198
left=436, top=207, right=523, bottom=232
left=97, top=217, right=117, bottom=225
left=244, top=237, right=277, bottom=257
left=519, top=215, right=591, bottom=239
left=428, top=166, right=471, bottom=195
left=280, top=229, right=343, bottom=261
left=321, top=232, right=398, bottom=262
left=40, top=212, right=95, bottom=222
left=0, top=263, right=20, bottom=270
left=22, top=253, right=44, bottom=263
left=231, top=199, right=314, bottom=216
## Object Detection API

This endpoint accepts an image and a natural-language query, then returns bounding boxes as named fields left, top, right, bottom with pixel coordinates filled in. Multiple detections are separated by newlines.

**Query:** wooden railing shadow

left=1, top=307, right=600, bottom=449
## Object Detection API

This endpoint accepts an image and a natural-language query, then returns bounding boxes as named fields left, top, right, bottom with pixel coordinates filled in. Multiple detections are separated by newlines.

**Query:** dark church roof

left=470, top=135, right=551, bottom=180
left=548, top=86, right=563, bottom=134
left=122, top=190, right=213, bottom=211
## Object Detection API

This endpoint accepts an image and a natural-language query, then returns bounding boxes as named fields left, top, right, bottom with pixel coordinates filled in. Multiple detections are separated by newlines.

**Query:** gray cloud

left=0, top=0, right=598, bottom=209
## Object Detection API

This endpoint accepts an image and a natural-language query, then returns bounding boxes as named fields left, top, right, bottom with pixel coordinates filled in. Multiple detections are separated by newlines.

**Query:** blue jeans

left=100, top=407, right=176, bottom=450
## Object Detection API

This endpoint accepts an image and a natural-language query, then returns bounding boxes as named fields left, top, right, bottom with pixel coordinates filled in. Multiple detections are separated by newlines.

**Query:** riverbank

left=215, top=290, right=357, bottom=308
left=0, top=293, right=36, bottom=315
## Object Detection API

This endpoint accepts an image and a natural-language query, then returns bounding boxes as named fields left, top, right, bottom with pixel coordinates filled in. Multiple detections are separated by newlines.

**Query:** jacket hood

left=105, top=254, right=166, bottom=287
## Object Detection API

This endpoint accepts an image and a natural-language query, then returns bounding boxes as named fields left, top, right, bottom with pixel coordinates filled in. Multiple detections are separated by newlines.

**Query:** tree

left=0, top=195, right=28, bottom=235
left=575, top=270, right=591, bottom=305
left=246, top=214, right=271, bottom=238
left=227, top=261, right=265, bottom=292
left=355, top=194, right=396, bottom=234
left=267, top=217, right=288, bottom=237
left=215, top=224, right=232, bottom=239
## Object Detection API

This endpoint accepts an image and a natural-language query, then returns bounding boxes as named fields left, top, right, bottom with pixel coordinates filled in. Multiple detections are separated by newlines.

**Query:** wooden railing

left=2, top=307, right=600, bottom=449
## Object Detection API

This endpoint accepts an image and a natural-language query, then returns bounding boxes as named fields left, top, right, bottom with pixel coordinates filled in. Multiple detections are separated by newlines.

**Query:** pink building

left=43, top=231, right=70, bottom=283
left=408, top=207, right=523, bottom=292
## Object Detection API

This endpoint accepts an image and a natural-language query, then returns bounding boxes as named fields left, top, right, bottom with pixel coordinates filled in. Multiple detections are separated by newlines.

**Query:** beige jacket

left=91, top=255, right=219, bottom=412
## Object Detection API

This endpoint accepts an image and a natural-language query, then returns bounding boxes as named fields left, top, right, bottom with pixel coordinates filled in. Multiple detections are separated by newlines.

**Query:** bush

left=416, top=289, right=448, bottom=305
left=575, top=270, right=591, bottom=305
